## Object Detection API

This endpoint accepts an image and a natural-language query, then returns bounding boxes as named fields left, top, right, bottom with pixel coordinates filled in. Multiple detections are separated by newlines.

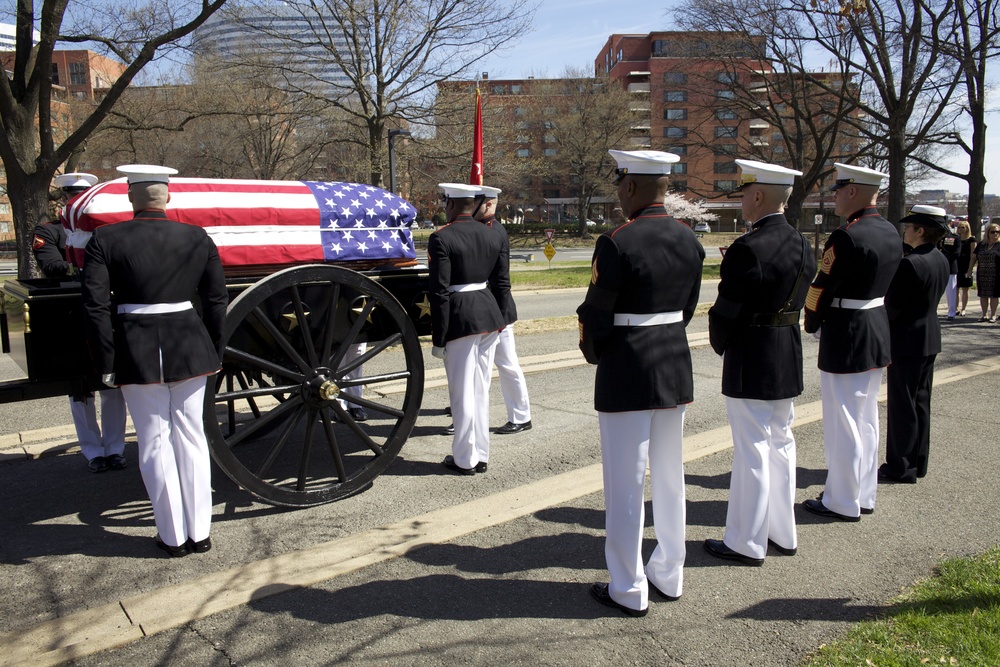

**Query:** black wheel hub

left=303, top=367, right=338, bottom=407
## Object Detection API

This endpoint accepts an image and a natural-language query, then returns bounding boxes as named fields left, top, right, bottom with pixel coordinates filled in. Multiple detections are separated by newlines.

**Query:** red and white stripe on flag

left=62, top=178, right=416, bottom=268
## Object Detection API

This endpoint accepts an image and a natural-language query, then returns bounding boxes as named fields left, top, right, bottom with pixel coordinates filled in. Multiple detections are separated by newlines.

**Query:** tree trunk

left=885, top=134, right=908, bottom=225
left=7, top=170, right=50, bottom=280
left=967, top=97, right=988, bottom=238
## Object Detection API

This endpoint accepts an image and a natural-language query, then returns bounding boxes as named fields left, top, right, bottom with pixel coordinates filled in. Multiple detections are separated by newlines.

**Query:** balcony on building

left=628, top=136, right=653, bottom=147
left=627, top=82, right=650, bottom=94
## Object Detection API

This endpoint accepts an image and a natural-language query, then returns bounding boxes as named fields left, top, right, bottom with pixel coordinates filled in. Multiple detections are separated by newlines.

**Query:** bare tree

left=917, top=0, right=1000, bottom=236
left=0, top=0, right=228, bottom=278
left=529, top=72, right=635, bottom=238
left=791, top=0, right=962, bottom=223
left=214, top=0, right=536, bottom=188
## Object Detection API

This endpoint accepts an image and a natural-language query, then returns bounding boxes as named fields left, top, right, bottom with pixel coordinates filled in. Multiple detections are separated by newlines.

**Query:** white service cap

left=438, top=182, right=482, bottom=199
left=734, top=159, right=802, bottom=189
left=907, top=205, right=947, bottom=217
left=479, top=185, right=502, bottom=199
left=608, top=149, right=680, bottom=175
left=830, top=162, right=888, bottom=190
left=116, top=164, right=178, bottom=185
left=53, top=172, right=98, bottom=190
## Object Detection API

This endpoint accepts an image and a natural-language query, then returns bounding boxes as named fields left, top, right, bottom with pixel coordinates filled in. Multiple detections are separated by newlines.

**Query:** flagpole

left=469, top=85, right=483, bottom=186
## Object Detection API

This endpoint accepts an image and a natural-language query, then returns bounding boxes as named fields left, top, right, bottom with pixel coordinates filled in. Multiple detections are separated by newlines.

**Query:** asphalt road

left=1, top=298, right=999, bottom=666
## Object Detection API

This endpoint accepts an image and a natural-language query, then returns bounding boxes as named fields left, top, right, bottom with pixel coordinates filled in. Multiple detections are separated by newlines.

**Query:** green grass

left=510, top=259, right=722, bottom=289
left=805, top=547, right=1000, bottom=666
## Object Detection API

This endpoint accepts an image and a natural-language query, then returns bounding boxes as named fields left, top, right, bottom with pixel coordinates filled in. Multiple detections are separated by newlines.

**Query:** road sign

left=543, top=243, right=556, bottom=261
left=544, top=229, right=555, bottom=242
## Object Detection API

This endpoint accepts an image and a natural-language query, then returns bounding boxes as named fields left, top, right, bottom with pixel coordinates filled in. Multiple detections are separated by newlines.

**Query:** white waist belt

left=830, top=297, right=884, bottom=310
left=448, top=282, right=488, bottom=293
left=117, top=301, right=193, bottom=315
left=614, top=311, right=683, bottom=326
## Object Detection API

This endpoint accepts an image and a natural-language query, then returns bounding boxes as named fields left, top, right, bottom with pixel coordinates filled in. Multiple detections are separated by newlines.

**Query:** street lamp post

left=387, top=129, right=411, bottom=194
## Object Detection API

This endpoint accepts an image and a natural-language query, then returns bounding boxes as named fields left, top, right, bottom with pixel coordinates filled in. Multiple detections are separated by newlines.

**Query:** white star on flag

left=357, top=242, right=368, bottom=253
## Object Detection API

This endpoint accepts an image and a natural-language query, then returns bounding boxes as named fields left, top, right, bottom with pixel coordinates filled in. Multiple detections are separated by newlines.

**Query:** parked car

left=693, top=221, right=711, bottom=233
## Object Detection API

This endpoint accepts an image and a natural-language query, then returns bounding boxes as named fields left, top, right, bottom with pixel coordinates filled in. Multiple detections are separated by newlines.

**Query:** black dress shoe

left=349, top=407, right=368, bottom=422
left=767, top=539, right=797, bottom=556
left=474, top=461, right=488, bottom=473
left=877, top=465, right=916, bottom=484
left=442, top=455, right=476, bottom=475
left=444, top=406, right=452, bottom=416
left=703, top=539, right=764, bottom=566
left=589, top=582, right=648, bottom=617
left=441, top=423, right=455, bottom=436
left=155, top=535, right=189, bottom=558
left=494, top=420, right=532, bottom=435
left=88, top=456, right=108, bottom=473
left=106, top=453, right=127, bottom=470
left=648, top=581, right=680, bottom=601
left=860, top=506, right=874, bottom=515
left=802, top=498, right=861, bottom=522
left=187, top=536, right=212, bottom=554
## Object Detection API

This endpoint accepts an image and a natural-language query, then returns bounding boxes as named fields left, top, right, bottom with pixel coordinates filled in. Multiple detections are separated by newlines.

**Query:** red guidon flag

left=469, top=86, right=483, bottom=185
left=61, top=178, right=418, bottom=268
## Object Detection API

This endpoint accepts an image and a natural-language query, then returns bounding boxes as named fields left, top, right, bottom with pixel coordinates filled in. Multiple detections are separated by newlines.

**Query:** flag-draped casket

left=62, top=178, right=418, bottom=270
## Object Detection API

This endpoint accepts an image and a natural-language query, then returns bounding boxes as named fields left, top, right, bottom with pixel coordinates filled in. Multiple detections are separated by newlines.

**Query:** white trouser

left=337, top=342, right=367, bottom=409
left=723, top=397, right=797, bottom=559
left=70, top=388, right=127, bottom=461
left=598, top=407, right=686, bottom=611
left=444, top=332, right=499, bottom=468
left=945, top=274, right=958, bottom=316
left=819, top=369, right=882, bottom=517
left=494, top=325, right=531, bottom=424
left=122, top=376, right=213, bottom=547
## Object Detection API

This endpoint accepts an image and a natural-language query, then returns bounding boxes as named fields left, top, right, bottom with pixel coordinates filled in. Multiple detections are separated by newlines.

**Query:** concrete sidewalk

left=2, top=351, right=999, bottom=666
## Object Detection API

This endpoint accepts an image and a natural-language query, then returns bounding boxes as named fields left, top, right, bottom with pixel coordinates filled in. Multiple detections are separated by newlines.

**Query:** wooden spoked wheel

left=205, top=265, right=424, bottom=507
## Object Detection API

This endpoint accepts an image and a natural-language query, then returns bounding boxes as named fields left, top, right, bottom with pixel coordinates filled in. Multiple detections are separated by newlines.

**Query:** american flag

left=62, top=178, right=417, bottom=268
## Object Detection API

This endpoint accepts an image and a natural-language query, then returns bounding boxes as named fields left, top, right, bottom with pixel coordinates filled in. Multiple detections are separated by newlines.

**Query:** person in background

left=428, top=183, right=508, bottom=475
left=33, top=172, right=128, bottom=474
left=879, top=205, right=949, bottom=485
left=955, top=220, right=977, bottom=316
left=802, top=163, right=901, bottom=523
left=937, top=220, right=960, bottom=320
left=579, top=149, right=704, bottom=616
left=966, top=222, right=1000, bottom=322
left=82, top=164, right=228, bottom=557
left=475, top=185, right=532, bottom=435
left=704, top=160, right=815, bottom=567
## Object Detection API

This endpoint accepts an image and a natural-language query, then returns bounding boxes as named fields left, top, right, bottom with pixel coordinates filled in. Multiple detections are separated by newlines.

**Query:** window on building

left=69, top=62, right=86, bottom=85
left=664, top=127, right=687, bottom=138
left=543, top=148, right=557, bottom=156
left=652, top=39, right=668, bottom=57
left=510, top=84, right=522, bottom=94
left=516, top=135, right=530, bottom=144
left=0, top=204, right=10, bottom=215
left=715, top=126, right=738, bottom=138
left=717, top=72, right=738, bottom=84
left=842, top=143, right=854, bottom=153
left=749, top=126, right=767, bottom=137
left=514, top=106, right=526, bottom=116
left=664, top=90, right=687, bottom=102
left=715, top=90, right=736, bottom=100
left=665, top=146, right=687, bottom=156
left=671, top=163, right=687, bottom=174
left=773, top=144, right=786, bottom=154
left=543, top=188, right=561, bottom=198
left=663, top=109, right=688, bottom=120
left=516, top=148, right=531, bottom=158
left=715, top=108, right=738, bottom=120
left=774, top=103, right=787, bottom=113
left=714, top=161, right=738, bottom=174
left=543, top=120, right=555, bottom=129
left=543, top=134, right=556, bottom=143
left=670, top=180, right=688, bottom=192
left=772, top=132, right=784, bottom=143
left=713, top=144, right=737, bottom=156
left=51, top=64, right=60, bottom=85
left=715, top=180, right=738, bottom=192
left=664, top=72, right=687, bottom=84
left=515, top=121, right=530, bottom=129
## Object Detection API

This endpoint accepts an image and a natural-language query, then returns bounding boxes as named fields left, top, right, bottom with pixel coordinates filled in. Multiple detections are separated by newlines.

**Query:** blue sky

left=474, top=0, right=993, bottom=197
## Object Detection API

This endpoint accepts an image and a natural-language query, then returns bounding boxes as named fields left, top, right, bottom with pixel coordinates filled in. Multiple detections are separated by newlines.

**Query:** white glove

left=101, top=373, right=117, bottom=388
left=811, top=327, right=821, bottom=341
left=431, top=346, right=447, bottom=360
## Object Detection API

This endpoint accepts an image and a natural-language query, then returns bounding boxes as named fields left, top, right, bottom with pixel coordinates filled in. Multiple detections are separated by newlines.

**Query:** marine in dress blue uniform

left=35, top=173, right=129, bottom=474
left=802, top=163, right=901, bottom=522
left=82, top=165, right=228, bottom=557
left=880, top=206, right=950, bottom=484
left=703, top=160, right=816, bottom=566
left=578, top=150, right=705, bottom=616
left=429, top=183, right=508, bottom=474
left=475, top=185, right=532, bottom=434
